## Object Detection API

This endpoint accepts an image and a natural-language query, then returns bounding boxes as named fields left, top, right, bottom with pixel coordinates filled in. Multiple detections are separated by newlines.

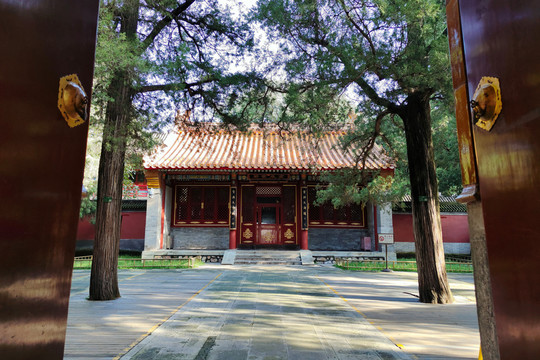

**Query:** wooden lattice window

left=242, top=186, right=255, bottom=223
left=256, top=186, right=281, bottom=196
left=190, top=187, right=202, bottom=220
left=349, top=203, right=364, bottom=224
left=203, top=189, right=215, bottom=220
left=308, top=186, right=366, bottom=227
left=217, top=187, right=229, bottom=222
left=308, top=187, right=320, bottom=222
left=176, top=187, right=188, bottom=221
left=174, top=185, right=229, bottom=226
left=282, top=186, right=296, bottom=224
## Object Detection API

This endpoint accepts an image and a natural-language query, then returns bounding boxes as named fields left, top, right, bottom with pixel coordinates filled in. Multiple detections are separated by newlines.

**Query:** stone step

left=236, top=255, right=300, bottom=260
left=234, top=255, right=301, bottom=260
left=235, top=251, right=299, bottom=257
left=233, top=250, right=302, bottom=265
left=234, top=257, right=301, bottom=262
left=234, top=260, right=302, bottom=265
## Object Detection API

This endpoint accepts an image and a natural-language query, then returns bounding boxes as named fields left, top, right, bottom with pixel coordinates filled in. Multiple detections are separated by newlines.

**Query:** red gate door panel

left=0, top=1, right=99, bottom=359
left=259, top=227, right=280, bottom=244
left=458, top=1, right=540, bottom=357
left=241, top=223, right=256, bottom=244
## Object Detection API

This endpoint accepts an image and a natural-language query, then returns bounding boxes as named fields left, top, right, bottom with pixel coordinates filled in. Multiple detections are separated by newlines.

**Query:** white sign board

left=378, top=234, right=394, bottom=244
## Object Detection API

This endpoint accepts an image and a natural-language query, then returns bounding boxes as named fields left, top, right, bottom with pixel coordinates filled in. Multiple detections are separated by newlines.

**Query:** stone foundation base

left=142, top=250, right=225, bottom=261
left=394, top=242, right=471, bottom=255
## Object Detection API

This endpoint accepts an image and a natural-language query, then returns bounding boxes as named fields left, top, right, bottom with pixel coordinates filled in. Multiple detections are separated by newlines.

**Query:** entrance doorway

left=240, top=185, right=296, bottom=247
left=257, top=202, right=281, bottom=245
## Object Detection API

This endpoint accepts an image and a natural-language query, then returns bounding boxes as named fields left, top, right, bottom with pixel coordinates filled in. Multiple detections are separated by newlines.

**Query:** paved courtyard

left=64, top=265, right=479, bottom=360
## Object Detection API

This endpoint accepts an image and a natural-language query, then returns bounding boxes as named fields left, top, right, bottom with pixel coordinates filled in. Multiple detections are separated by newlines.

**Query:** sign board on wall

left=378, top=234, right=394, bottom=244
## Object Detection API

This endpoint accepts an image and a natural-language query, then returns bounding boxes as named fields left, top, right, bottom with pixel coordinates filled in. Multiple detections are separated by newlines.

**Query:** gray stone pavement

left=64, top=266, right=479, bottom=360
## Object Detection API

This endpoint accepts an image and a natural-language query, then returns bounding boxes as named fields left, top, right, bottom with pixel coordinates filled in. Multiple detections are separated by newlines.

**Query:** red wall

left=393, top=213, right=469, bottom=243
left=77, top=211, right=146, bottom=240
left=78, top=211, right=467, bottom=244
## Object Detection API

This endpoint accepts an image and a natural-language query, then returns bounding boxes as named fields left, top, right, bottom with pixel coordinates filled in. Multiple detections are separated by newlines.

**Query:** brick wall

left=171, top=227, right=229, bottom=249
left=308, top=228, right=371, bottom=251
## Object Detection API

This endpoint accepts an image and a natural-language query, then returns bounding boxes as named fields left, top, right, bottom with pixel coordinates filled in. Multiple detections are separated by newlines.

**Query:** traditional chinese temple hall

left=142, top=125, right=396, bottom=262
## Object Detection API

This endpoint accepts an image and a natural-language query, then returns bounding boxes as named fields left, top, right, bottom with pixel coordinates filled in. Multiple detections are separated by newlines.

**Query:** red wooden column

left=229, top=177, right=237, bottom=249
left=229, top=231, right=237, bottom=249
left=300, top=185, right=309, bottom=250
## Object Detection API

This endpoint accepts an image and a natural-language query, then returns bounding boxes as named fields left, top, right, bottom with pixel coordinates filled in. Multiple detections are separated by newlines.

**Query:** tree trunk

left=89, top=0, right=139, bottom=301
left=88, top=144, right=124, bottom=300
left=89, top=75, right=131, bottom=300
left=402, top=92, right=453, bottom=304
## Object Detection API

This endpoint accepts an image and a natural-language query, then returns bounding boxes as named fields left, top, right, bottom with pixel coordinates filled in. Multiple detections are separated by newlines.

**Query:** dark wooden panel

left=0, top=1, right=99, bottom=359
left=459, top=1, right=540, bottom=358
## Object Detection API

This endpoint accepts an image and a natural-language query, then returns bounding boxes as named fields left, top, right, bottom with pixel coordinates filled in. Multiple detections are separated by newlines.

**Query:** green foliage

left=79, top=183, right=97, bottom=223
left=250, top=0, right=459, bottom=203
left=87, top=0, right=260, bottom=213
left=255, top=0, right=452, bottom=98
left=431, top=101, right=462, bottom=195
left=88, top=0, right=259, bottom=159
left=314, top=170, right=407, bottom=207
left=351, top=98, right=462, bottom=197
left=91, top=4, right=148, bottom=113
left=336, top=259, right=473, bottom=273
left=73, top=257, right=203, bottom=269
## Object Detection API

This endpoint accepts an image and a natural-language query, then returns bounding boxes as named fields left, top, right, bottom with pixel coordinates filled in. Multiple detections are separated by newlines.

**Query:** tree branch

left=135, top=78, right=216, bottom=94
left=306, top=31, right=402, bottom=114
left=175, top=18, right=205, bottom=62
left=353, top=76, right=402, bottom=114
left=356, top=109, right=389, bottom=181
left=339, top=1, right=376, bottom=58
left=139, top=0, right=196, bottom=54
left=340, top=109, right=389, bottom=180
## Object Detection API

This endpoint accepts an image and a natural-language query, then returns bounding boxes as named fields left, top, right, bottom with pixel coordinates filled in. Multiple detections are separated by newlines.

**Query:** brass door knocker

left=58, top=74, right=88, bottom=128
left=470, top=76, right=502, bottom=131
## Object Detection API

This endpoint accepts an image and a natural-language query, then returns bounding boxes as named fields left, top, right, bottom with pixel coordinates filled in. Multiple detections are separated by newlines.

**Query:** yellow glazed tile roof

left=144, top=127, right=394, bottom=171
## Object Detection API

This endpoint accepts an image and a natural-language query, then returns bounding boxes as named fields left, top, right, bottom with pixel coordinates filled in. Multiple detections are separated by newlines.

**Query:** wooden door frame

left=256, top=203, right=282, bottom=245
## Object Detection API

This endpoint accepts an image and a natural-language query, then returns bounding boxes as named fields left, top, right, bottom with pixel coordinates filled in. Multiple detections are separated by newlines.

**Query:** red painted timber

left=0, top=1, right=99, bottom=358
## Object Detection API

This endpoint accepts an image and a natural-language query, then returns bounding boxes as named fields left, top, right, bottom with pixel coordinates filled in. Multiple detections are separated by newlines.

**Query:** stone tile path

left=64, top=266, right=479, bottom=360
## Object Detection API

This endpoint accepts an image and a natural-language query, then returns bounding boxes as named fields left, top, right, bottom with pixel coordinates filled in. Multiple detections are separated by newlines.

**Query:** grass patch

left=74, top=249, right=142, bottom=257
left=397, top=253, right=472, bottom=262
left=336, top=259, right=473, bottom=273
left=73, top=256, right=204, bottom=270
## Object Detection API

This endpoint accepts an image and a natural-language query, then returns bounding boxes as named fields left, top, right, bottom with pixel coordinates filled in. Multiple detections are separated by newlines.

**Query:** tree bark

left=89, top=74, right=131, bottom=300
left=401, top=92, right=453, bottom=304
left=89, top=0, right=139, bottom=300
